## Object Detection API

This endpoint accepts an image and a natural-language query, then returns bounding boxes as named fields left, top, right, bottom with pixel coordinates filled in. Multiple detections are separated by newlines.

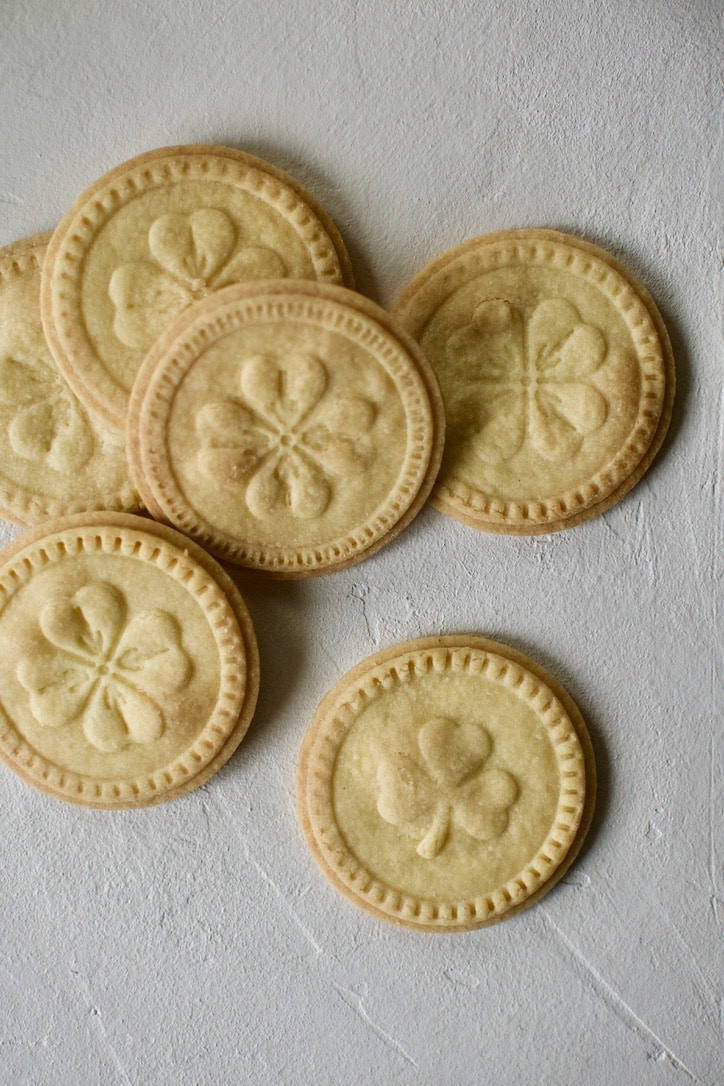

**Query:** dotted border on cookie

left=134, top=290, right=435, bottom=572
left=43, top=149, right=348, bottom=427
left=0, top=240, right=139, bottom=525
left=394, top=233, right=668, bottom=529
left=303, top=644, right=586, bottom=929
left=0, top=525, right=248, bottom=805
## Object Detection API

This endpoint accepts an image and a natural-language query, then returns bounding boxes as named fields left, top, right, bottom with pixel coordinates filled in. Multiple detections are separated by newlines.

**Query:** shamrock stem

left=417, top=804, right=451, bottom=859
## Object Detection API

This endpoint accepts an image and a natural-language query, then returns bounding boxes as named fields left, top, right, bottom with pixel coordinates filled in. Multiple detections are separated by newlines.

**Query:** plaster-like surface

left=0, top=2, right=721, bottom=1083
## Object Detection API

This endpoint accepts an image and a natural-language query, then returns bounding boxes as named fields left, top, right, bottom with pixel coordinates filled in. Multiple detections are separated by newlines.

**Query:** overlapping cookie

left=0, top=514, right=259, bottom=807
left=393, top=229, right=675, bottom=533
left=41, top=144, right=355, bottom=433
left=127, top=281, right=445, bottom=576
left=0, top=235, right=139, bottom=525
left=297, top=635, right=595, bottom=930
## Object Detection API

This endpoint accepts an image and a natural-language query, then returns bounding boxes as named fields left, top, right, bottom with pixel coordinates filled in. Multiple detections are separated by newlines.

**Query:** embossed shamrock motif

left=17, top=583, right=192, bottom=753
left=0, top=339, right=93, bottom=472
left=108, top=208, right=286, bottom=349
left=447, top=298, right=609, bottom=462
left=375, top=717, right=517, bottom=859
left=196, top=352, right=377, bottom=519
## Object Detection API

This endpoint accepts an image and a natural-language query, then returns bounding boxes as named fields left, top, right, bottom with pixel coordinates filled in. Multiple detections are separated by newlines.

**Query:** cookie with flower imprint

left=127, top=281, right=444, bottom=576
left=0, top=514, right=259, bottom=807
left=0, top=235, right=139, bottom=526
left=392, top=229, right=674, bottom=533
left=41, top=144, right=355, bottom=434
left=297, top=635, right=595, bottom=931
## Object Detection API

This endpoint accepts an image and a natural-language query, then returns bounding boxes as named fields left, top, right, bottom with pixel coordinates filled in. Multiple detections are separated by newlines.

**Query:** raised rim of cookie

left=297, top=633, right=596, bottom=931
left=127, top=279, right=445, bottom=577
left=0, top=513, right=259, bottom=808
left=392, top=228, right=675, bottom=534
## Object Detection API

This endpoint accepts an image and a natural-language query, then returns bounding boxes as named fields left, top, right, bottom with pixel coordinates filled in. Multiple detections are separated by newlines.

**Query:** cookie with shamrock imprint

left=0, top=514, right=259, bottom=807
left=392, top=229, right=675, bottom=533
left=0, top=235, right=139, bottom=525
left=41, top=144, right=355, bottom=434
left=297, top=635, right=595, bottom=930
left=127, top=280, right=445, bottom=576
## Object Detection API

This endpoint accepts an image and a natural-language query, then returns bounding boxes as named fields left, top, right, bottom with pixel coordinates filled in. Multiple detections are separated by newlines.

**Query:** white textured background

left=0, top=2, right=721, bottom=1084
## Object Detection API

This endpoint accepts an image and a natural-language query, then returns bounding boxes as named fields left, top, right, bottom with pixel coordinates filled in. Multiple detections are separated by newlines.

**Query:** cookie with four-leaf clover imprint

left=0, top=235, right=139, bottom=526
left=0, top=514, right=259, bottom=808
left=41, top=144, right=355, bottom=434
left=126, top=280, right=445, bottom=576
left=392, top=229, right=675, bottom=533
left=297, top=635, right=595, bottom=931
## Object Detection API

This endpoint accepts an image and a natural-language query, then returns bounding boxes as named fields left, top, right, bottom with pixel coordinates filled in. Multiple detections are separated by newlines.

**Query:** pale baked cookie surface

left=127, top=281, right=444, bottom=576
left=41, top=144, right=354, bottom=433
left=297, top=635, right=594, bottom=931
left=0, top=236, right=138, bottom=525
left=0, top=515, right=259, bottom=808
left=393, top=230, right=674, bottom=533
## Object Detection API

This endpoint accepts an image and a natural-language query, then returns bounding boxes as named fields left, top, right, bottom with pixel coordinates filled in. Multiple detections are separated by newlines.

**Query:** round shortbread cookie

left=0, top=514, right=259, bottom=808
left=41, top=144, right=355, bottom=433
left=127, top=281, right=445, bottom=576
left=392, top=229, right=674, bottom=533
left=297, top=635, right=595, bottom=931
left=0, top=235, right=139, bottom=525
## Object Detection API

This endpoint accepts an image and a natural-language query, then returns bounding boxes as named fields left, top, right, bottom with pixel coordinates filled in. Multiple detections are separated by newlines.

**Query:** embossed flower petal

left=470, top=389, right=526, bottom=464
left=528, top=394, right=585, bottom=461
left=244, top=452, right=285, bottom=519
left=453, top=769, right=518, bottom=842
left=82, top=679, right=164, bottom=752
left=39, top=583, right=125, bottom=661
left=149, top=210, right=236, bottom=286
left=542, top=323, right=607, bottom=379
left=526, top=299, right=580, bottom=369
left=109, top=263, right=191, bottom=349
left=113, top=611, right=191, bottom=697
left=240, top=353, right=326, bottom=429
left=541, top=382, right=608, bottom=436
left=278, top=451, right=331, bottom=518
left=376, top=753, right=436, bottom=829
left=212, top=246, right=286, bottom=288
left=312, top=396, right=376, bottom=443
left=9, top=399, right=94, bottom=472
left=302, top=430, right=368, bottom=475
left=418, top=717, right=491, bottom=789
left=245, top=449, right=330, bottom=520
left=448, top=299, right=525, bottom=383
left=17, top=654, right=95, bottom=730
left=0, top=353, right=57, bottom=406
left=197, top=399, right=268, bottom=446
left=196, top=401, right=271, bottom=482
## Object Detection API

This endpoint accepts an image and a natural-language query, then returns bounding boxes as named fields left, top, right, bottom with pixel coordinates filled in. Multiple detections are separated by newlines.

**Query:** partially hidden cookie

left=297, top=635, right=595, bottom=931
left=0, top=513, right=259, bottom=808
left=41, top=144, right=355, bottom=433
left=0, top=235, right=139, bottom=525
left=127, top=281, right=445, bottom=576
left=392, top=229, right=675, bottom=533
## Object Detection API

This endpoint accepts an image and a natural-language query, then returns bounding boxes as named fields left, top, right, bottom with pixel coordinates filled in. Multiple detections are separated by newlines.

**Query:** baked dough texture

left=0, top=514, right=259, bottom=807
left=41, top=144, right=355, bottom=432
left=127, top=281, right=444, bottom=576
left=393, top=229, right=674, bottom=533
left=298, top=635, right=595, bottom=930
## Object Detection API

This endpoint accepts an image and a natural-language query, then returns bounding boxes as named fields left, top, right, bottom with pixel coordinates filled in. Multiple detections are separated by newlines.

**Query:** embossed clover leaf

left=196, top=351, right=376, bottom=520
left=108, top=208, right=286, bottom=349
left=17, top=583, right=192, bottom=753
left=447, top=298, right=609, bottom=463
left=376, top=717, right=517, bottom=859
left=0, top=338, right=93, bottom=472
